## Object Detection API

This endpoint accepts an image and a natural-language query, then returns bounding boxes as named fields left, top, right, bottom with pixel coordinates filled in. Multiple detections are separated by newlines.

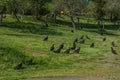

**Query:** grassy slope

left=0, top=15, right=120, bottom=80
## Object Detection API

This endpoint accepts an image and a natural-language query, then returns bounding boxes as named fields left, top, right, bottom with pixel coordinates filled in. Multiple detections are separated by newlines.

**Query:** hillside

left=0, top=16, right=120, bottom=80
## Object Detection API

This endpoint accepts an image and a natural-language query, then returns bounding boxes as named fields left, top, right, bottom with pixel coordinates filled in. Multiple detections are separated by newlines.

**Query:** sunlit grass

left=0, top=15, right=120, bottom=80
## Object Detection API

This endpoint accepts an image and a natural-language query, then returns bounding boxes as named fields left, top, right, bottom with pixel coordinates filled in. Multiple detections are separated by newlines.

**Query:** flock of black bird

left=49, top=35, right=94, bottom=54
left=14, top=31, right=119, bottom=70
left=48, top=34, right=118, bottom=55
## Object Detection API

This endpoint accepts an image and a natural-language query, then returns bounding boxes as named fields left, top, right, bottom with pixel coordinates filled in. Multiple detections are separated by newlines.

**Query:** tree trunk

left=98, top=19, right=101, bottom=31
left=77, top=18, right=83, bottom=29
left=0, top=14, right=3, bottom=26
left=53, top=13, right=57, bottom=24
left=70, top=16, right=76, bottom=29
left=21, top=9, right=25, bottom=22
left=118, top=21, right=120, bottom=30
left=110, top=13, right=113, bottom=22
left=98, top=18, right=101, bottom=31
left=14, top=13, right=21, bottom=22
left=44, top=15, right=48, bottom=27
left=35, top=3, right=40, bottom=20
left=12, top=11, right=14, bottom=18
left=35, top=9, right=40, bottom=20
left=102, top=20, right=105, bottom=30
left=77, top=17, right=80, bottom=29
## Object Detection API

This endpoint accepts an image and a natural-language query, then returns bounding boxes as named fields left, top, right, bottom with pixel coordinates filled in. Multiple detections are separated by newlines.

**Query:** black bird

left=64, top=48, right=71, bottom=54
left=80, top=35, right=84, bottom=39
left=74, top=47, right=80, bottom=53
left=14, top=63, right=23, bottom=70
left=111, top=47, right=114, bottom=51
left=71, top=42, right=76, bottom=50
left=103, top=37, right=106, bottom=41
left=80, top=39, right=85, bottom=44
left=54, top=48, right=62, bottom=53
left=90, top=42, right=94, bottom=47
left=54, top=43, right=64, bottom=53
left=71, top=30, right=74, bottom=33
left=43, top=36, right=48, bottom=41
left=25, top=59, right=33, bottom=65
left=50, top=44, right=55, bottom=51
left=111, top=47, right=118, bottom=55
left=112, top=41, right=115, bottom=47
left=59, top=43, right=64, bottom=49
left=85, top=35, right=90, bottom=39
left=74, top=38, right=78, bottom=43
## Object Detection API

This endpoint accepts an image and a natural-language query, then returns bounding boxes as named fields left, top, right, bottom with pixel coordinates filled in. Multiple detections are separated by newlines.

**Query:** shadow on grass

left=2, top=22, right=63, bottom=36
left=56, top=19, right=119, bottom=30
left=56, top=19, right=73, bottom=27
left=0, top=33, right=40, bottom=38
left=83, top=29, right=120, bottom=36
left=55, top=19, right=120, bottom=36
left=0, top=46, right=27, bottom=63
left=2, top=19, right=119, bottom=37
left=82, top=23, right=119, bottom=30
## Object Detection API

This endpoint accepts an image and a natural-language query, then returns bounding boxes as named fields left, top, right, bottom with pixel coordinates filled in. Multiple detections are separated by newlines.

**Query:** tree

left=89, top=0, right=106, bottom=31
left=105, top=0, right=120, bottom=23
left=30, top=0, right=51, bottom=20
left=53, top=0, right=87, bottom=29
left=0, top=0, right=7, bottom=25
left=7, top=0, right=23, bottom=22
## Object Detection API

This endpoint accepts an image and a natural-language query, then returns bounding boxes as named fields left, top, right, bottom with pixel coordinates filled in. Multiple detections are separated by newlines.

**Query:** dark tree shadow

left=55, top=19, right=119, bottom=30
left=2, top=22, right=63, bottom=36
left=56, top=19, right=73, bottom=27
left=0, top=33, right=40, bottom=38
left=81, top=23, right=119, bottom=30
left=83, top=29, right=120, bottom=36
left=2, top=19, right=119, bottom=37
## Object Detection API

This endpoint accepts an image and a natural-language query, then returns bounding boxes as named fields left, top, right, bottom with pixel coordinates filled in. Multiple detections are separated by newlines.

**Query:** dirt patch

left=32, top=52, right=48, bottom=57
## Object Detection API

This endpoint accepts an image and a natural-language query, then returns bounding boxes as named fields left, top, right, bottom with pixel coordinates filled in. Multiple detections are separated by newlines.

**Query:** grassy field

left=0, top=15, right=120, bottom=80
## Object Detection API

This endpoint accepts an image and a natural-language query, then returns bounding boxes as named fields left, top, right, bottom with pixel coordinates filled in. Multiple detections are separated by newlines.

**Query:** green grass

left=0, top=15, right=120, bottom=80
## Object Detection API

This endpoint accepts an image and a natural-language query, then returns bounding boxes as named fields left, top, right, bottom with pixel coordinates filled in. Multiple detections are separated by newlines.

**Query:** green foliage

left=105, top=0, right=120, bottom=21
left=0, top=0, right=7, bottom=13
left=53, top=0, right=86, bottom=15
left=91, top=0, right=106, bottom=19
